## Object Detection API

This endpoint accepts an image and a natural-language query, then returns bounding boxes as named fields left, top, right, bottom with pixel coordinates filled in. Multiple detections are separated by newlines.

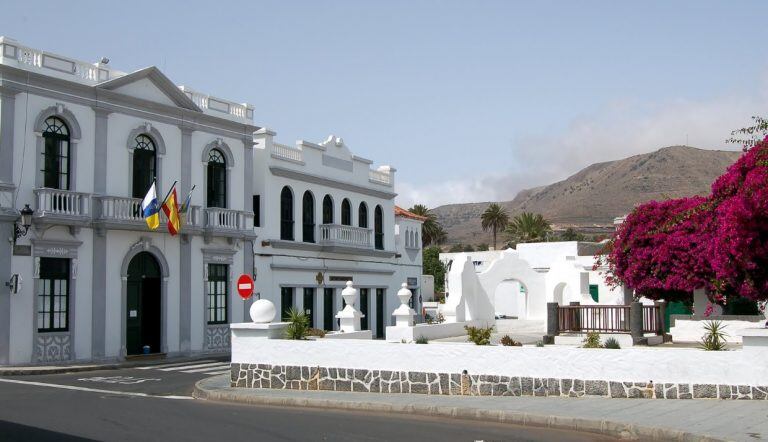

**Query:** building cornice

left=269, top=166, right=397, bottom=200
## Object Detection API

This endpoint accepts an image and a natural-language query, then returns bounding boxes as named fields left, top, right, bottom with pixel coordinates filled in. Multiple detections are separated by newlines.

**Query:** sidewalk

left=0, top=354, right=229, bottom=376
left=195, top=374, right=767, bottom=441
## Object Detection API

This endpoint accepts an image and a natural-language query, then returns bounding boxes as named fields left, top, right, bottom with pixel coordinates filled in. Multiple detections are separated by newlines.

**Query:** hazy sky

left=3, top=1, right=767, bottom=208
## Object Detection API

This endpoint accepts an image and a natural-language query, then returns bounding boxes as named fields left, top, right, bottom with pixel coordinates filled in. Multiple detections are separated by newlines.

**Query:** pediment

left=97, top=67, right=201, bottom=112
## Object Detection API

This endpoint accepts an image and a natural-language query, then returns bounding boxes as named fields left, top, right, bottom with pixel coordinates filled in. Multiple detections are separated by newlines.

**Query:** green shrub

left=500, top=335, right=522, bottom=346
left=284, top=307, right=309, bottom=340
left=603, top=337, right=621, bottom=349
left=465, top=325, right=494, bottom=345
left=435, top=313, right=446, bottom=324
left=700, top=320, right=729, bottom=351
left=581, top=332, right=602, bottom=348
left=415, top=336, right=429, bottom=344
left=424, top=313, right=434, bottom=324
left=535, top=341, right=544, bottom=347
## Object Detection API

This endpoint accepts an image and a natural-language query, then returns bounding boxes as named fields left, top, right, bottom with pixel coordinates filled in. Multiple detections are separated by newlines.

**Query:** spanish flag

left=141, top=182, right=160, bottom=230
left=161, top=186, right=181, bottom=236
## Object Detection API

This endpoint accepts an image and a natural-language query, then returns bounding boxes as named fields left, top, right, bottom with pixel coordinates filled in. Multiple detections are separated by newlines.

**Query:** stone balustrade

left=369, top=169, right=392, bottom=186
left=319, top=223, right=372, bottom=248
left=34, top=188, right=90, bottom=218
left=271, top=143, right=304, bottom=163
left=179, top=86, right=254, bottom=123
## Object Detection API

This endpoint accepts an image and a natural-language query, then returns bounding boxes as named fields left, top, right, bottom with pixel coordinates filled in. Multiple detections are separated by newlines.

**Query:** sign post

left=237, top=274, right=254, bottom=300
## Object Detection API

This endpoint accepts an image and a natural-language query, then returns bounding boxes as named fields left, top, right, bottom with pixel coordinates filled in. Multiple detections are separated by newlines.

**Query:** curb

left=193, top=376, right=726, bottom=442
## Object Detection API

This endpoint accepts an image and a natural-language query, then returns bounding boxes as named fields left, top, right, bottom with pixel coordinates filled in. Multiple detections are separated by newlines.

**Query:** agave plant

left=284, top=306, right=310, bottom=340
left=700, top=320, right=729, bottom=351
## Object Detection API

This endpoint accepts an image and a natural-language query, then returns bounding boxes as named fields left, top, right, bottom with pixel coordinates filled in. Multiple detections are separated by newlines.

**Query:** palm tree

left=505, top=212, right=552, bottom=244
left=409, top=204, right=445, bottom=246
left=480, top=203, right=509, bottom=250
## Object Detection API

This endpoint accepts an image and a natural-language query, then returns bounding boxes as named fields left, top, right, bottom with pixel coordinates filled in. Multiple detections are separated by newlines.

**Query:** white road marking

left=0, top=378, right=192, bottom=400
left=159, top=362, right=228, bottom=372
left=180, top=363, right=230, bottom=374
left=205, top=370, right=230, bottom=376
left=135, top=360, right=215, bottom=370
left=78, top=376, right=161, bottom=384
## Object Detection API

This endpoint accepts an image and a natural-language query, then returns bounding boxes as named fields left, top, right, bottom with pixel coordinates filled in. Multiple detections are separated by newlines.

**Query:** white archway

left=494, top=279, right=528, bottom=319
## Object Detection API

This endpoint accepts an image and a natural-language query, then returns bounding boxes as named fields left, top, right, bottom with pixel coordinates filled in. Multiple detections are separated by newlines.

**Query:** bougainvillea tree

left=598, top=196, right=715, bottom=302
left=709, top=137, right=768, bottom=301
left=600, top=136, right=768, bottom=304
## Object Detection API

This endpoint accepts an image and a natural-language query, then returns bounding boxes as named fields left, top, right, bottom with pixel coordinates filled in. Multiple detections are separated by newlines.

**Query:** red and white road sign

left=237, top=274, right=254, bottom=300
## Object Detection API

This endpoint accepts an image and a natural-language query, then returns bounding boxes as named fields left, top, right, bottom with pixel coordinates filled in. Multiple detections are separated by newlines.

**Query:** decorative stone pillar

left=544, top=302, right=559, bottom=344
left=335, top=281, right=363, bottom=332
left=630, top=301, right=644, bottom=344
left=392, top=283, right=416, bottom=327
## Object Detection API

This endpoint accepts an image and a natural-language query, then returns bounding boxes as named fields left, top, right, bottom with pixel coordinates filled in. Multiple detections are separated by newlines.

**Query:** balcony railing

left=319, top=224, right=372, bottom=249
left=179, top=86, right=254, bottom=122
left=204, top=207, right=246, bottom=231
left=369, top=169, right=392, bottom=186
left=34, top=188, right=90, bottom=218
left=271, top=143, right=303, bottom=163
left=96, top=195, right=144, bottom=222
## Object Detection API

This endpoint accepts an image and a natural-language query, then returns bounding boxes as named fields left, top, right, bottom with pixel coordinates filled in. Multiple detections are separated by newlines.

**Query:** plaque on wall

left=13, top=245, right=31, bottom=256
left=329, top=276, right=353, bottom=282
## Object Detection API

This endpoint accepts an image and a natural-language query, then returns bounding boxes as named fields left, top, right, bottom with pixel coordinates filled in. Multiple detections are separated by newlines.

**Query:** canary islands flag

left=141, top=182, right=160, bottom=230
left=162, top=186, right=181, bottom=236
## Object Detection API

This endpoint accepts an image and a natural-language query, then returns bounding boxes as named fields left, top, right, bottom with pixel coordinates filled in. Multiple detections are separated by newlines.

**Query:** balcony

left=204, top=207, right=255, bottom=240
left=271, top=143, right=304, bottom=163
left=33, top=188, right=91, bottom=231
left=319, top=224, right=372, bottom=249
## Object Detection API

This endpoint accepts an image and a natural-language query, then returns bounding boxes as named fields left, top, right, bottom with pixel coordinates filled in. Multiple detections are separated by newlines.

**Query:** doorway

left=323, top=288, right=335, bottom=331
left=126, top=252, right=162, bottom=355
left=303, top=288, right=315, bottom=328
left=375, top=288, right=385, bottom=339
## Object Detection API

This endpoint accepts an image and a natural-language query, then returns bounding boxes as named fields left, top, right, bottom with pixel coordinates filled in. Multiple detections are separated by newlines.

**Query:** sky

left=3, top=1, right=768, bottom=208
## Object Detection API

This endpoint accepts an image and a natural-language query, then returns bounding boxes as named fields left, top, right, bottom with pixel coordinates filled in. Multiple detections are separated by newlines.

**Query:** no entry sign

left=237, top=274, right=254, bottom=300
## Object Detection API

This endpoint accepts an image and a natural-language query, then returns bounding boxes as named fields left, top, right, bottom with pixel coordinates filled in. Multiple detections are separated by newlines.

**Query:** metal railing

left=557, top=305, right=630, bottom=333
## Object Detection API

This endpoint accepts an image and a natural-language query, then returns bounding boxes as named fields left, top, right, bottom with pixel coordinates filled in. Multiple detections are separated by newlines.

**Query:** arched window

left=280, top=186, right=294, bottom=241
left=206, top=148, right=227, bottom=208
left=302, top=191, right=315, bottom=243
left=358, top=202, right=368, bottom=228
left=415, top=231, right=420, bottom=247
left=374, top=205, right=384, bottom=250
left=132, top=134, right=157, bottom=198
left=341, top=199, right=352, bottom=226
left=322, top=195, right=334, bottom=224
left=41, top=117, right=70, bottom=190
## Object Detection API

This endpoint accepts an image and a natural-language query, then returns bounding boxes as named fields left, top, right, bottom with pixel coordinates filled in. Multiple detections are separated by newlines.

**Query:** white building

left=0, top=37, right=423, bottom=365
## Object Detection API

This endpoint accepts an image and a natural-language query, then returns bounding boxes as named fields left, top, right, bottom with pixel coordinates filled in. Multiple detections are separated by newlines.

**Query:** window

left=281, top=287, right=294, bottom=321
left=341, top=199, right=352, bottom=226
left=322, top=195, right=333, bottom=224
left=41, top=117, right=70, bottom=190
left=37, top=258, right=69, bottom=332
left=302, top=191, right=315, bottom=243
left=358, top=203, right=368, bottom=228
left=252, top=195, right=260, bottom=227
left=589, top=284, right=599, bottom=303
left=207, top=264, right=228, bottom=324
left=132, top=134, right=157, bottom=198
left=280, top=187, right=294, bottom=241
left=303, top=287, right=315, bottom=327
left=374, top=205, right=384, bottom=250
left=207, top=149, right=227, bottom=208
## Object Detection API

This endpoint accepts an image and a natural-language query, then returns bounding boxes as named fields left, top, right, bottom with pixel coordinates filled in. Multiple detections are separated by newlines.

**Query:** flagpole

left=161, top=180, right=178, bottom=205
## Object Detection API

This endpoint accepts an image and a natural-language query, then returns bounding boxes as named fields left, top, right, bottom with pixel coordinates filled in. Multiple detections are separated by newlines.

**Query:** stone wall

left=230, top=363, right=768, bottom=400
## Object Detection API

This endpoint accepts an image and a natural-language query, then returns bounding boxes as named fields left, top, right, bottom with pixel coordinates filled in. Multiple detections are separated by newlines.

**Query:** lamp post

left=12, top=204, right=33, bottom=244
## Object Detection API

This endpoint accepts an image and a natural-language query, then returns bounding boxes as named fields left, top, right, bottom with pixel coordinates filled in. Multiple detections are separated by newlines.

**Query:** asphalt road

left=0, top=360, right=614, bottom=442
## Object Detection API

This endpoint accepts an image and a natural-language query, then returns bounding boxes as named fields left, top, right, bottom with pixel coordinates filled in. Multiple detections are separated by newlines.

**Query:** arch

left=131, top=133, right=157, bottom=198
left=322, top=195, right=334, bottom=224
left=41, top=117, right=71, bottom=190
left=206, top=148, right=227, bottom=208
left=34, top=105, right=82, bottom=140
left=126, top=124, right=166, bottom=154
left=494, top=278, right=528, bottom=319
left=120, top=243, right=170, bottom=278
left=302, top=190, right=315, bottom=243
left=374, top=205, right=384, bottom=250
left=341, top=198, right=352, bottom=226
left=553, top=282, right=569, bottom=306
left=280, top=186, right=294, bottom=241
left=358, top=202, right=368, bottom=228
left=415, top=231, right=420, bottom=247
left=201, top=138, right=234, bottom=166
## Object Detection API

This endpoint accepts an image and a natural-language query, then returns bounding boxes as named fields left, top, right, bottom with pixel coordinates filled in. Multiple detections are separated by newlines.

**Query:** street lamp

left=13, top=204, right=34, bottom=244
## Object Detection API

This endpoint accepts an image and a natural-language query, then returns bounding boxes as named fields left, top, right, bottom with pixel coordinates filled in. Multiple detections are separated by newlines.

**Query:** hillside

left=432, top=146, right=741, bottom=245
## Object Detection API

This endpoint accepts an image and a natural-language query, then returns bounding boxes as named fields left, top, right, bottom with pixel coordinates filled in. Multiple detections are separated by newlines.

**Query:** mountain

left=432, top=146, right=742, bottom=246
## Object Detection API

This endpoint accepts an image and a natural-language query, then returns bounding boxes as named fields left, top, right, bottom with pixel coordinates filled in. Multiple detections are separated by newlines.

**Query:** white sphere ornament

left=249, top=299, right=276, bottom=323
left=397, top=283, right=412, bottom=305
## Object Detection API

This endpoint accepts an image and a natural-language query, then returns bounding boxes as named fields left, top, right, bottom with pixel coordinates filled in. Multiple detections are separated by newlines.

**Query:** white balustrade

left=205, top=207, right=244, bottom=230
left=34, top=188, right=90, bottom=217
left=369, top=169, right=392, bottom=185
left=179, top=86, right=253, bottom=122
left=319, top=224, right=372, bottom=248
left=96, top=196, right=144, bottom=222
left=271, top=143, right=303, bottom=163
left=5, top=40, right=112, bottom=83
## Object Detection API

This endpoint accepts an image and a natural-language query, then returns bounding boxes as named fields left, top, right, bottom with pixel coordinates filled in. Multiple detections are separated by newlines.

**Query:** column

left=0, top=87, right=16, bottom=184
left=91, top=107, right=110, bottom=359
left=179, top=126, right=193, bottom=353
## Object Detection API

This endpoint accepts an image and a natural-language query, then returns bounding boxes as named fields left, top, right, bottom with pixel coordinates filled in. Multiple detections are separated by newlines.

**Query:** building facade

left=0, top=37, right=422, bottom=365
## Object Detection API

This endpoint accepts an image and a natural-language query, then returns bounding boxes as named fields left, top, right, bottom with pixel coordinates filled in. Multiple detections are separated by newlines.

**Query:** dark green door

left=360, top=288, right=369, bottom=330
left=375, top=288, right=384, bottom=339
left=665, top=301, right=692, bottom=332
left=126, top=252, right=162, bottom=355
left=281, top=287, right=293, bottom=321
left=303, top=288, right=315, bottom=328
left=323, top=288, right=334, bottom=331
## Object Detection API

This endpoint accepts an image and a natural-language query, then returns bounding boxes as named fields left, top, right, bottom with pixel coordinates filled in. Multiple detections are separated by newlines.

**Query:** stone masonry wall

left=230, top=363, right=768, bottom=400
